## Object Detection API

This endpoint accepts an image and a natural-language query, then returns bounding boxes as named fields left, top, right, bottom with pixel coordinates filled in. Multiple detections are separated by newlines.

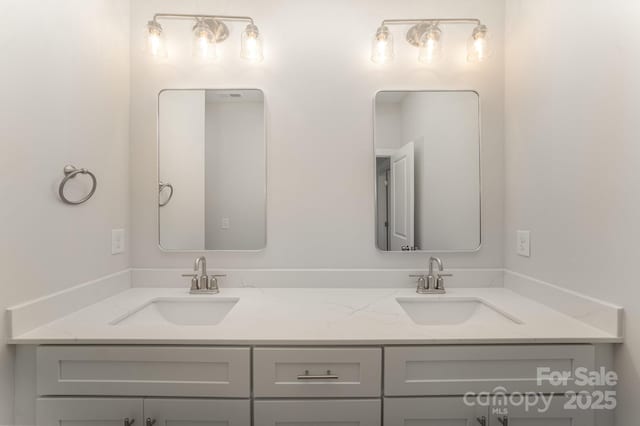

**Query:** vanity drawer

left=37, top=346, right=250, bottom=397
left=385, top=345, right=595, bottom=396
left=253, top=347, right=382, bottom=397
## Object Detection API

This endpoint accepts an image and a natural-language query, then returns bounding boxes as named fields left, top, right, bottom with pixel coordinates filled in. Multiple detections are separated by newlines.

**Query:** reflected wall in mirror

left=158, top=89, right=266, bottom=251
left=374, top=90, right=480, bottom=252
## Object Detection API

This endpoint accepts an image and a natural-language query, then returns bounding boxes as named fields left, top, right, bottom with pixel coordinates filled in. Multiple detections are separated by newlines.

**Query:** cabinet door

left=144, top=399, right=250, bottom=426
left=384, top=397, right=488, bottom=426
left=491, top=397, right=594, bottom=426
left=254, top=399, right=380, bottom=426
left=37, top=398, right=142, bottom=426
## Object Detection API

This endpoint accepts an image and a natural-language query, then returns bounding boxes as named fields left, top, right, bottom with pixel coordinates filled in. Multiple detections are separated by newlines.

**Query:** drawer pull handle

left=476, top=416, right=486, bottom=426
left=497, top=416, right=508, bottom=426
left=297, top=369, right=340, bottom=380
left=124, top=419, right=135, bottom=426
left=146, top=419, right=156, bottom=426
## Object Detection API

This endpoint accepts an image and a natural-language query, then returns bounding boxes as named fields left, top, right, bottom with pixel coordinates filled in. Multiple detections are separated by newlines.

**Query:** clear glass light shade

left=241, top=24, right=264, bottom=63
left=467, top=24, right=493, bottom=63
left=146, top=21, right=167, bottom=59
left=371, top=26, right=394, bottom=64
left=192, top=20, right=217, bottom=62
left=418, top=26, right=443, bottom=64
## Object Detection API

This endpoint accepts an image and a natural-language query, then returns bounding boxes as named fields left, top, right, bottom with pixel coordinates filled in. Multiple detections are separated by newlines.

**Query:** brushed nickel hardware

left=476, top=417, right=487, bottom=426
left=146, top=13, right=263, bottom=63
left=497, top=416, right=508, bottom=426
left=145, top=418, right=156, bottom=426
left=410, top=256, right=453, bottom=294
left=158, top=181, right=173, bottom=207
left=297, top=370, right=340, bottom=380
left=182, top=256, right=226, bottom=294
left=124, top=418, right=135, bottom=426
left=58, top=165, right=97, bottom=205
left=371, top=18, right=491, bottom=64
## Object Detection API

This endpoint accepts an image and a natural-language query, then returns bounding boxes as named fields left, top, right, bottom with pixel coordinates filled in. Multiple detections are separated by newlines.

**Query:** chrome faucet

left=182, top=256, right=226, bottom=294
left=409, top=256, right=452, bottom=294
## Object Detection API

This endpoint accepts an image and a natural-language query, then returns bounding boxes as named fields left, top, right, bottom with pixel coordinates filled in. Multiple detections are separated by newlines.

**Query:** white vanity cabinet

left=384, top=397, right=488, bottom=425
left=384, top=396, right=594, bottom=426
left=490, top=396, right=595, bottom=426
left=37, top=346, right=250, bottom=397
left=37, top=398, right=142, bottom=426
left=27, top=344, right=606, bottom=426
left=37, top=398, right=250, bottom=426
left=253, top=347, right=382, bottom=397
left=254, top=399, right=381, bottom=426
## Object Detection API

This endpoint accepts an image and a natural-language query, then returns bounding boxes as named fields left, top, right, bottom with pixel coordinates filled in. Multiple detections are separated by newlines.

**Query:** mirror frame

left=156, top=88, right=267, bottom=252
left=372, top=89, right=482, bottom=253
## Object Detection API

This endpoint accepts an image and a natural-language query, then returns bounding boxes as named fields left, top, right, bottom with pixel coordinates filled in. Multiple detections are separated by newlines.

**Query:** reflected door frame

left=376, top=145, right=415, bottom=252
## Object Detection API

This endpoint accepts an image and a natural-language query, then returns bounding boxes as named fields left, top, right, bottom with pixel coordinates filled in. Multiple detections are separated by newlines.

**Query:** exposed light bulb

left=146, top=20, right=167, bottom=59
left=371, top=25, right=393, bottom=64
left=418, top=25, right=442, bottom=64
left=241, top=24, right=264, bottom=63
left=192, top=20, right=217, bottom=62
left=467, top=24, right=492, bottom=63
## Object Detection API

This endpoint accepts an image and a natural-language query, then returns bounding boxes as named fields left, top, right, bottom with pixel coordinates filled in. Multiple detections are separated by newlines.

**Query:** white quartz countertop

left=9, top=287, right=621, bottom=345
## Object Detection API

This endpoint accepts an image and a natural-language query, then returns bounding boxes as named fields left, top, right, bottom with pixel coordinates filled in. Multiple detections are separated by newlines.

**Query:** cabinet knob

left=146, top=418, right=156, bottom=426
left=476, top=416, right=486, bottom=426
left=124, top=419, right=135, bottom=426
left=497, top=416, right=509, bottom=426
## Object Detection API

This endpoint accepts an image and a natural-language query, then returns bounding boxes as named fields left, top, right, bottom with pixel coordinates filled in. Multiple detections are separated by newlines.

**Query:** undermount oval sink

left=111, top=297, right=239, bottom=326
left=396, top=297, right=522, bottom=326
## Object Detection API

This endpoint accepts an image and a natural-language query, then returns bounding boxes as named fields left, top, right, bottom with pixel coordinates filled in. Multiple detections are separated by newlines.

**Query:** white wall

left=130, top=0, right=505, bottom=269
left=205, top=100, right=266, bottom=250
left=159, top=90, right=206, bottom=250
left=504, top=1, right=640, bottom=424
left=0, top=0, right=131, bottom=423
left=375, top=102, right=402, bottom=149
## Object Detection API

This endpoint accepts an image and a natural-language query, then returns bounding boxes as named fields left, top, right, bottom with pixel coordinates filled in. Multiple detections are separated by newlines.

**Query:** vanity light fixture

left=371, top=18, right=491, bottom=64
left=418, top=24, right=443, bottom=64
left=240, top=24, right=264, bottom=63
left=192, top=19, right=217, bottom=62
left=145, top=13, right=263, bottom=63
left=371, top=25, right=394, bottom=64
left=146, top=20, right=167, bottom=59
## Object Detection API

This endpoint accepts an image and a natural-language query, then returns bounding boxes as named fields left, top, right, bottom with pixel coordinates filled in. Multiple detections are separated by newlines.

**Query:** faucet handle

left=182, top=273, right=200, bottom=291
left=409, top=274, right=426, bottom=278
left=211, top=274, right=227, bottom=277
left=435, top=272, right=453, bottom=291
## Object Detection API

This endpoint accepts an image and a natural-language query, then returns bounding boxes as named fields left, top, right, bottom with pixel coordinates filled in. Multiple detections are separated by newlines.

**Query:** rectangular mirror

left=158, top=89, right=266, bottom=251
left=374, top=90, right=480, bottom=252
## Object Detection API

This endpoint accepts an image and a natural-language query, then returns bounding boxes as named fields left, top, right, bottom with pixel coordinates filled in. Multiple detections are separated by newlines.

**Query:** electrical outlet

left=221, top=217, right=230, bottom=230
left=111, top=229, right=125, bottom=254
left=517, top=230, right=530, bottom=257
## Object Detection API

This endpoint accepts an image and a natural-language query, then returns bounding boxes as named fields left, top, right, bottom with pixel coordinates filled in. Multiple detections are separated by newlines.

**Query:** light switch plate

left=221, top=217, right=230, bottom=230
left=111, top=229, right=125, bottom=254
left=517, top=230, right=530, bottom=257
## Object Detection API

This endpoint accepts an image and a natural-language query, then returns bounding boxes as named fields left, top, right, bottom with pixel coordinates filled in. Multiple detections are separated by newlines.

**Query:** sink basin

left=396, top=297, right=522, bottom=326
left=111, top=297, right=239, bottom=326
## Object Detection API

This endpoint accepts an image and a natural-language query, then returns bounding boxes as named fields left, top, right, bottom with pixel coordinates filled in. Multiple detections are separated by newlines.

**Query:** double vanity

left=7, top=87, right=622, bottom=426
left=9, top=260, right=621, bottom=426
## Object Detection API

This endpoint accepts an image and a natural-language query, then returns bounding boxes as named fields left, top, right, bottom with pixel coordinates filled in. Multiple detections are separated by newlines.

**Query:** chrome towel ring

left=58, top=165, right=97, bottom=205
left=159, top=181, right=174, bottom=207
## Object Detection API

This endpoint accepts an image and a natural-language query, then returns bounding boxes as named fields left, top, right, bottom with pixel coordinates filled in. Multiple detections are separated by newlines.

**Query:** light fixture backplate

left=204, top=19, right=230, bottom=43
left=406, top=22, right=434, bottom=46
